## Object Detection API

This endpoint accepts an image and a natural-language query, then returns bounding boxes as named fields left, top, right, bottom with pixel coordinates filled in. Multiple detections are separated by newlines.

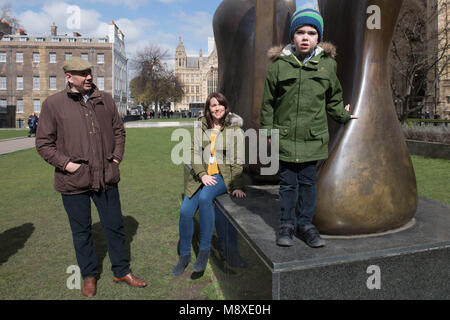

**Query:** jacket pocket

left=309, top=126, right=329, bottom=143
left=63, top=163, right=90, bottom=190
left=104, top=158, right=120, bottom=185
left=274, top=124, right=291, bottom=156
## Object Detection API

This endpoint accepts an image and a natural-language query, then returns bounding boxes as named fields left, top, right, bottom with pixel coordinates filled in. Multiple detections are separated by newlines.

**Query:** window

left=33, top=52, right=40, bottom=63
left=98, top=38, right=107, bottom=43
left=97, top=77, right=104, bottom=90
left=33, top=77, right=40, bottom=90
left=81, top=53, right=89, bottom=61
left=49, top=76, right=57, bottom=90
left=82, top=38, right=91, bottom=43
left=67, top=38, right=76, bottom=43
left=35, top=37, right=44, bottom=42
left=16, top=52, right=23, bottom=63
left=0, top=77, right=6, bottom=90
left=65, top=53, right=72, bottom=61
left=97, top=53, right=104, bottom=64
left=49, top=53, right=56, bottom=63
left=51, top=37, right=60, bottom=42
left=33, top=99, right=41, bottom=113
left=0, top=52, right=6, bottom=62
left=0, top=99, right=6, bottom=109
left=19, top=37, right=28, bottom=42
left=16, top=99, right=24, bottom=113
left=16, top=77, right=23, bottom=90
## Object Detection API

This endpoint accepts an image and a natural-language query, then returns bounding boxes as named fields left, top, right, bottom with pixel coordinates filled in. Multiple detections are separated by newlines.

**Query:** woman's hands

left=201, top=174, right=217, bottom=186
left=232, top=189, right=246, bottom=198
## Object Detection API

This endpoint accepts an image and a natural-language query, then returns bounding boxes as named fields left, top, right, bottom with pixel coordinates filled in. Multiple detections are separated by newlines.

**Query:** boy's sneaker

left=296, top=224, right=326, bottom=248
left=276, top=225, right=294, bottom=247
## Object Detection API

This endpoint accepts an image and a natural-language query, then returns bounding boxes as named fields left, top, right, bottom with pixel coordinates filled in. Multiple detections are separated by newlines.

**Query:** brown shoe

left=113, top=273, right=147, bottom=287
left=81, top=277, right=97, bottom=297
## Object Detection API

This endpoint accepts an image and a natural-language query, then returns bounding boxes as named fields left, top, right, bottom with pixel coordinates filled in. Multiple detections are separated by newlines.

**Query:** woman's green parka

left=184, top=113, right=245, bottom=198
left=260, top=42, right=351, bottom=163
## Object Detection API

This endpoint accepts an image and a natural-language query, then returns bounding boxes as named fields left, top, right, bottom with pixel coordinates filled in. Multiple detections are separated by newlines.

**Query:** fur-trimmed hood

left=197, top=112, right=244, bottom=129
left=267, top=42, right=337, bottom=62
left=224, top=112, right=244, bottom=128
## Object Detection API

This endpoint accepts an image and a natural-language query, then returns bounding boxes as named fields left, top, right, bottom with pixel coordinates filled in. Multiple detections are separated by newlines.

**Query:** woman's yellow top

left=207, top=129, right=220, bottom=175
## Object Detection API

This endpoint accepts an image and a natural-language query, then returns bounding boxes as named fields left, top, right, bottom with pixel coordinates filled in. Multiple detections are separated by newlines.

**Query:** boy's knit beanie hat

left=290, top=8, right=324, bottom=42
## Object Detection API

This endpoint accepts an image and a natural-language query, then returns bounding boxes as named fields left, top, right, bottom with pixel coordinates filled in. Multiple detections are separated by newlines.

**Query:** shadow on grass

left=0, top=223, right=35, bottom=266
left=91, top=216, right=139, bottom=278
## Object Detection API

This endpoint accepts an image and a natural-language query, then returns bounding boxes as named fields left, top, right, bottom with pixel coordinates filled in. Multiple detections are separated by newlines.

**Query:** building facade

left=174, top=37, right=218, bottom=111
left=425, top=0, right=449, bottom=119
left=0, top=21, right=127, bottom=128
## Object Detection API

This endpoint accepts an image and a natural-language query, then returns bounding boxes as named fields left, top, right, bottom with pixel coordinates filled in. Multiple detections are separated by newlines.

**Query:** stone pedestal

left=207, top=186, right=450, bottom=299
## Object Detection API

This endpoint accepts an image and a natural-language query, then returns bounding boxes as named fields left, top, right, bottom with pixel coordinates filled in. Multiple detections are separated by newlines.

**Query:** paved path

left=0, top=122, right=193, bottom=155
left=0, top=137, right=36, bottom=155
left=124, top=121, right=194, bottom=128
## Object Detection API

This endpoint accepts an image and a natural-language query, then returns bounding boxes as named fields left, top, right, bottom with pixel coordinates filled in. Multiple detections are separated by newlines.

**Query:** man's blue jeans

left=179, top=174, right=227, bottom=256
left=279, top=161, right=318, bottom=228
left=61, top=186, right=131, bottom=279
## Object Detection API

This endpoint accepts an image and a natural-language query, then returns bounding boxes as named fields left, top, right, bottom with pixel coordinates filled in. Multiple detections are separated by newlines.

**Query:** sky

left=1, top=0, right=317, bottom=69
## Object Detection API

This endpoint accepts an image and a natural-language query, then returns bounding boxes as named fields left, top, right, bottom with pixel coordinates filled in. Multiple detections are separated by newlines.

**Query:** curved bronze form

left=313, top=0, right=418, bottom=235
left=213, top=0, right=296, bottom=130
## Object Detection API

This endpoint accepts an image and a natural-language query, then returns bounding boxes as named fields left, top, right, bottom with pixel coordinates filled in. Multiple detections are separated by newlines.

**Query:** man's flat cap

left=63, top=57, right=93, bottom=72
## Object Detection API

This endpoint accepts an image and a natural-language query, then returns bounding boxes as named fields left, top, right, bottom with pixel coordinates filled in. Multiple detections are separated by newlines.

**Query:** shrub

left=402, top=123, right=450, bottom=144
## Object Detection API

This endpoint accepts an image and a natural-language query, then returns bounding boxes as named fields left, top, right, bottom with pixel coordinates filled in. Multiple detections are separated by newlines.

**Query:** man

left=260, top=8, right=358, bottom=248
left=36, top=57, right=147, bottom=297
left=27, top=112, right=38, bottom=137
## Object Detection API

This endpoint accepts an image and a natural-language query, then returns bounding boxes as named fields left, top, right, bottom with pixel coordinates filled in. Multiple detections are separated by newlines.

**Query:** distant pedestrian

left=27, top=113, right=38, bottom=137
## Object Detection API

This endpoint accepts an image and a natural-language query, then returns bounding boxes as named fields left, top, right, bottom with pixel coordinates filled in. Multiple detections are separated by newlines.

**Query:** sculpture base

left=206, top=186, right=450, bottom=299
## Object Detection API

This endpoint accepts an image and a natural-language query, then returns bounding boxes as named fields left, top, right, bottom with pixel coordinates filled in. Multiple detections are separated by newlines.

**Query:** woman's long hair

left=204, top=92, right=229, bottom=129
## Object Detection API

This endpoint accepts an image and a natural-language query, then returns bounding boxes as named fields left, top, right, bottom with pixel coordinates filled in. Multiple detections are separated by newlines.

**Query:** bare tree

left=130, top=45, right=183, bottom=117
left=390, top=0, right=449, bottom=122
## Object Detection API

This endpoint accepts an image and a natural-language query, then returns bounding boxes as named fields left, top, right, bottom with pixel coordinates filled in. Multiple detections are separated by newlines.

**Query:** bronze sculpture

left=213, top=0, right=418, bottom=235
left=213, top=0, right=296, bottom=130
left=313, top=0, right=417, bottom=235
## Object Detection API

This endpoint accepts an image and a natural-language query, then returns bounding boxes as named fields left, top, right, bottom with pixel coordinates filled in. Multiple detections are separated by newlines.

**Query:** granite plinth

left=206, top=186, right=450, bottom=299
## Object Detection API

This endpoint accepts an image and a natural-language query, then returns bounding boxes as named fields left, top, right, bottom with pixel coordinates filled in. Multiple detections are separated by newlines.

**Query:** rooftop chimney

left=51, top=22, right=57, bottom=36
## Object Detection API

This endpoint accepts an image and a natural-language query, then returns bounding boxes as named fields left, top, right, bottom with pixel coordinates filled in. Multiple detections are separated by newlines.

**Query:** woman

left=172, top=92, right=246, bottom=275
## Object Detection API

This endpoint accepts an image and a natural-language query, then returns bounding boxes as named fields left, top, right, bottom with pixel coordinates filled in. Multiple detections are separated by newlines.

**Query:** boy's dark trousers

left=279, top=160, right=318, bottom=228
left=61, top=186, right=131, bottom=279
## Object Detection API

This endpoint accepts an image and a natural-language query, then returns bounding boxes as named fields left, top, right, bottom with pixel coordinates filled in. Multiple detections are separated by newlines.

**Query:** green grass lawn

left=0, top=129, right=448, bottom=300
left=0, top=127, right=223, bottom=300
left=0, top=130, right=28, bottom=140
left=411, top=155, right=450, bottom=205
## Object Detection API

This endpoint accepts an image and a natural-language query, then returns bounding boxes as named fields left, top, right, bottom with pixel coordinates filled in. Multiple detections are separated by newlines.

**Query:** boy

left=260, top=8, right=358, bottom=248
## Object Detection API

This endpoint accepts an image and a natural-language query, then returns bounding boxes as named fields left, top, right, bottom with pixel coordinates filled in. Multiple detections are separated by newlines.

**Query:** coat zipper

left=292, top=55, right=302, bottom=163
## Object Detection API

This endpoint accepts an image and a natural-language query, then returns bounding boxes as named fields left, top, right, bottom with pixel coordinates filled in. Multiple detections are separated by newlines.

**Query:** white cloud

left=18, top=2, right=103, bottom=36
left=173, top=10, right=213, bottom=42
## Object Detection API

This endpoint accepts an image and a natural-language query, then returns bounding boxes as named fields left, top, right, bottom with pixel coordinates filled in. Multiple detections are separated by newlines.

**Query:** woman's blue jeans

left=179, top=174, right=227, bottom=256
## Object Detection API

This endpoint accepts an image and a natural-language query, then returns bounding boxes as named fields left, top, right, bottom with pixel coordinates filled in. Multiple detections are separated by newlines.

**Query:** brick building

left=0, top=21, right=128, bottom=128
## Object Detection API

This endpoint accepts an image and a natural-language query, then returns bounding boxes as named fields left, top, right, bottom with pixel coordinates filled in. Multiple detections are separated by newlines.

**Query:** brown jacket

left=36, top=85, right=125, bottom=195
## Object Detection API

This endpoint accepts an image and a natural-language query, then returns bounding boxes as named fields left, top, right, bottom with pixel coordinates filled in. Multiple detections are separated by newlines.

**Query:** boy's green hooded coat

left=184, top=113, right=245, bottom=198
left=260, top=42, right=351, bottom=163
